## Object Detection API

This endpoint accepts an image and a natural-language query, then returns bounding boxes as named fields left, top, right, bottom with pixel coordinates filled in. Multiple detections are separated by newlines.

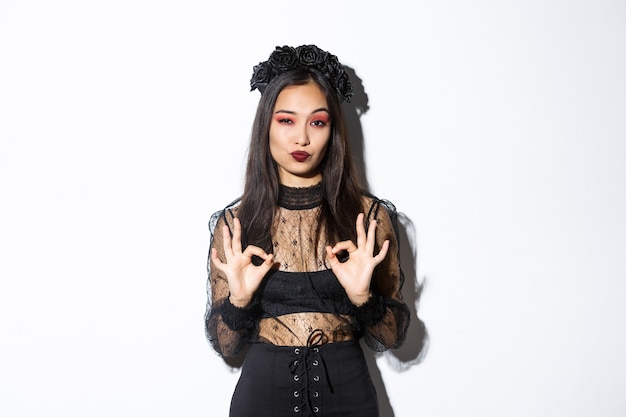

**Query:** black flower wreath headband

left=250, top=44, right=353, bottom=103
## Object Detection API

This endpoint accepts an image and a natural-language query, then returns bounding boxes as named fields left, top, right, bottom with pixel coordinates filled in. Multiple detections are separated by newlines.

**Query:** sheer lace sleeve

left=204, top=202, right=260, bottom=357
left=360, top=197, right=411, bottom=352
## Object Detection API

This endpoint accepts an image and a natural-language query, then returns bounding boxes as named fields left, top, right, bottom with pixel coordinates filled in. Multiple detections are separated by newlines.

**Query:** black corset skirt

left=229, top=339, right=378, bottom=417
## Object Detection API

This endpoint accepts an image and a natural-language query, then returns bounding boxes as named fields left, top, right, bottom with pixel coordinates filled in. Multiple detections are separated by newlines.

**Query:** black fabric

left=221, top=296, right=261, bottom=330
left=257, top=269, right=354, bottom=318
left=277, top=182, right=323, bottom=210
left=352, top=294, right=386, bottom=327
left=230, top=340, right=378, bottom=417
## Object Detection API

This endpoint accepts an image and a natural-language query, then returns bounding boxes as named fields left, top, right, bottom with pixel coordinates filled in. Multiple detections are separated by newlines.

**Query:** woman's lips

left=291, top=151, right=310, bottom=162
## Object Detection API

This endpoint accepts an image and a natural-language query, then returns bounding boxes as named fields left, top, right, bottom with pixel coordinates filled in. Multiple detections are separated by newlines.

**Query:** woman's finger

left=365, top=219, right=378, bottom=254
left=242, top=245, right=271, bottom=260
left=373, top=239, right=390, bottom=264
left=221, top=224, right=233, bottom=257
left=211, top=247, right=226, bottom=270
left=325, top=246, right=342, bottom=268
left=231, top=217, right=243, bottom=254
left=258, top=253, right=275, bottom=273
left=355, top=213, right=366, bottom=249
left=332, top=240, right=357, bottom=254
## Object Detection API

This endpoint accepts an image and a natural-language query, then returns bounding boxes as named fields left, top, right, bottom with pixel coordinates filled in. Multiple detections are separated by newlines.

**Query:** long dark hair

left=238, top=67, right=364, bottom=254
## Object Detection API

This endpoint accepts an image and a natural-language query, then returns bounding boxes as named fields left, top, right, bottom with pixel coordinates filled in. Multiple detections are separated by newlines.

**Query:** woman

left=205, top=44, right=410, bottom=417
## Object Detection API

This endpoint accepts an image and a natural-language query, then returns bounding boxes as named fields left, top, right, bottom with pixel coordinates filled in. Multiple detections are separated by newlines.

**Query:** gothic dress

left=205, top=183, right=410, bottom=417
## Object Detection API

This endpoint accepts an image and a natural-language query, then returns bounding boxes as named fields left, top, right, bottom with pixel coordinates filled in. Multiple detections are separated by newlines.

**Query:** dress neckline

left=277, top=182, right=323, bottom=210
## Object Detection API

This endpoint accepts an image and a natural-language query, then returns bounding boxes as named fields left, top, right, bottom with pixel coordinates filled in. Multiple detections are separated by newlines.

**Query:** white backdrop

left=1, top=1, right=625, bottom=416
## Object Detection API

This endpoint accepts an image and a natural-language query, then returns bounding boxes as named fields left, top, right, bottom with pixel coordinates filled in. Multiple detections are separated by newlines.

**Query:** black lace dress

left=205, top=183, right=410, bottom=417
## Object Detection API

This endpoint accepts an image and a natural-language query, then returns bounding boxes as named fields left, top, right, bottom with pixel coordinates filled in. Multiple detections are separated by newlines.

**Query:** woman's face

left=269, top=82, right=331, bottom=187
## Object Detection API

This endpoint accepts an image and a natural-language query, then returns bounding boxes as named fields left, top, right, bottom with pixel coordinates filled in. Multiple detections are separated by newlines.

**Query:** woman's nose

left=295, top=127, right=310, bottom=146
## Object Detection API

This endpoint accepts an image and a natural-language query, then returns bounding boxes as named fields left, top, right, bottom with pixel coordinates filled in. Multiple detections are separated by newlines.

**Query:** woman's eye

left=278, top=118, right=293, bottom=124
left=311, top=120, right=328, bottom=127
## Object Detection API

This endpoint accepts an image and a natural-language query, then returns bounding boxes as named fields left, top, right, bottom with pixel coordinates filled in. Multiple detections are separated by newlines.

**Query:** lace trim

left=277, top=183, right=323, bottom=210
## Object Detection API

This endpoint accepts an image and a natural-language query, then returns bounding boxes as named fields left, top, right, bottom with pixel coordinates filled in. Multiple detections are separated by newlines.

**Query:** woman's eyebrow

left=273, top=108, right=329, bottom=115
left=311, top=108, right=330, bottom=114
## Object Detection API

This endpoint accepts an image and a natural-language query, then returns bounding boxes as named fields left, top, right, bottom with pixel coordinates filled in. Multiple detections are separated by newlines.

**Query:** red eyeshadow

left=274, top=115, right=294, bottom=122
left=313, top=114, right=330, bottom=123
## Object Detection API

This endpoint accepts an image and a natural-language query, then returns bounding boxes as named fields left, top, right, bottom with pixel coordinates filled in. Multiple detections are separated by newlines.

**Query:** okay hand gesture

left=326, top=213, right=389, bottom=306
left=211, top=217, right=275, bottom=307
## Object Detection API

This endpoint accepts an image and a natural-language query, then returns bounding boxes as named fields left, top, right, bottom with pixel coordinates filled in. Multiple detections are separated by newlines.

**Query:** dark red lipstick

left=291, top=151, right=310, bottom=162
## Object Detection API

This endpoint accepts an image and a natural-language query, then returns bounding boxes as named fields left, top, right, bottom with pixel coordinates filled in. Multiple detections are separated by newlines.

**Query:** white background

left=1, top=1, right=625, bottom=416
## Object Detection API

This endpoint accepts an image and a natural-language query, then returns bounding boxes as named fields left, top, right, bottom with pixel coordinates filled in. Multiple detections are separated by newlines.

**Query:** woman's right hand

left=211, top=217, right=275, bottom=307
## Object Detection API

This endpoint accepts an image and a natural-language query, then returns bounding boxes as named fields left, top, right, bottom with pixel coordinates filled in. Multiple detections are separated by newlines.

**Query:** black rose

left=296, top=44, right=327, bottom=66
left=250, top=61, right=272, bottom=92
left=335, top=70, right=353, bottom=102
left=269, top=45, right=297, bottom=72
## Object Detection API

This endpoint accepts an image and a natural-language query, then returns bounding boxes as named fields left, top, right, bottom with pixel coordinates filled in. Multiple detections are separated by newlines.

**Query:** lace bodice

left=205, top=184, right=410, bottom=357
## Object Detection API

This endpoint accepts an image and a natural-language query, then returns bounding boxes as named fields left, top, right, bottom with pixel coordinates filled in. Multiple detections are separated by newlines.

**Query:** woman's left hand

left=326, top=213, right=389, bottom=306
